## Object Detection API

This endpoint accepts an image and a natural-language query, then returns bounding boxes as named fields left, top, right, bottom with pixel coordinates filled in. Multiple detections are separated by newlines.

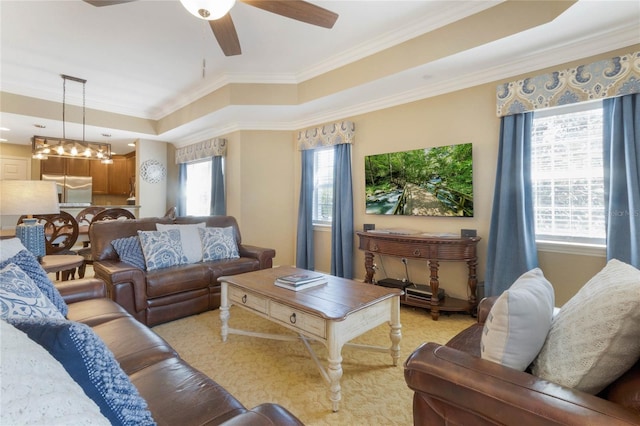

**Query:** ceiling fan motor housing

left=180, top=0, right=236, bottom=21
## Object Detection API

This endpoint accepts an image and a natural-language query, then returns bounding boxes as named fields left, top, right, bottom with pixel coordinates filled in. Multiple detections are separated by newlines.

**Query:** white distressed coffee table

left=218, top=266, right=403, bottom=412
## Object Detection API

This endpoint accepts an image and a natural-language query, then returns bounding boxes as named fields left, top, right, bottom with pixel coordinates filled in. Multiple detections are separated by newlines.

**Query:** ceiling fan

left=83, top=0, right=338, bottom=57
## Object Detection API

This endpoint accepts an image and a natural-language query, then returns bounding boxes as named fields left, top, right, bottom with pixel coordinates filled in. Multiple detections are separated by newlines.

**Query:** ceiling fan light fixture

left=179, top=0, right=235, bottom=21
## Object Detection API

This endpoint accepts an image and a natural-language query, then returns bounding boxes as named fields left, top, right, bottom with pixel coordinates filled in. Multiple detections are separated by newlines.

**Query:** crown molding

left=172, top=25, right=639, bottom=147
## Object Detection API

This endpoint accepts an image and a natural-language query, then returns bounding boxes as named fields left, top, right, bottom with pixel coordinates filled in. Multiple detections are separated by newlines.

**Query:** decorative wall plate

left=140, top=159, right=166, bottom=184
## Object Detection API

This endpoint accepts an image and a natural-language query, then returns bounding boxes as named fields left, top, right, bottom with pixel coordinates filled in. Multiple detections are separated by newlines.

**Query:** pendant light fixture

left=32, top=74, right=113, bottom=163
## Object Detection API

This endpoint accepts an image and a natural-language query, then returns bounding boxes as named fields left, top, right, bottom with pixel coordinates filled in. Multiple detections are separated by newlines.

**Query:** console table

left=356, top=231, right=480, bottom=320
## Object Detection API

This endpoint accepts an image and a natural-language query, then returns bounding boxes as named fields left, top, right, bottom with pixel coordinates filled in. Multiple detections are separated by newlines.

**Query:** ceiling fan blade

left=83, top=0, right=137, bottom=6
left=242, top=0, right=338, bottom=29
left=209, top=14, right=242, bottom=56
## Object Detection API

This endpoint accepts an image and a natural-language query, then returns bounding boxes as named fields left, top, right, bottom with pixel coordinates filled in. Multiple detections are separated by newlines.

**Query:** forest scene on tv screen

left=365, top=143, right=473, bottom=217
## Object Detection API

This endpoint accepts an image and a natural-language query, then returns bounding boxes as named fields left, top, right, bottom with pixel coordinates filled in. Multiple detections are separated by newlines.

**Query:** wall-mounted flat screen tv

left=365, top=143, right=473, bottom=217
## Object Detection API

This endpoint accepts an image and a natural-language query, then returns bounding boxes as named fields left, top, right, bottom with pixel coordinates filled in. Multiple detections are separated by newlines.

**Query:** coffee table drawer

left=229, top=286, right=268, bottom=314
left=270, top=301, right=326, bottom=339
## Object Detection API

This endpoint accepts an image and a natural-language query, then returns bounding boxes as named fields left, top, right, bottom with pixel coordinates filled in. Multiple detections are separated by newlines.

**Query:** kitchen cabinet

left=40, top=157, right=90, bottom=177
left=90, top=155, right=134, bottom=195
left=90, top=161, right=109, bottom=194
left=40, top=157, right=65, bottom=175
left=66, top=158, right=90, bottom=176
left=108, top=157, right=129, bottom=195
left=126, top=154, right=136, bottom=198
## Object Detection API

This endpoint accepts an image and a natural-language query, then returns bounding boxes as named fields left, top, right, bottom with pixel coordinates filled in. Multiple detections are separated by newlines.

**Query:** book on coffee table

left=276, top=272, right=325, bottom=285
left=275, top=272, right=327, bottom=291
left=275, top=278, right=327, bottom=291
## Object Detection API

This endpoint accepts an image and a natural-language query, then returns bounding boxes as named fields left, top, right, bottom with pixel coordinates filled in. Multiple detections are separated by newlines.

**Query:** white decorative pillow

left=0, top=237, right=27, bottom=262
left=532, top=259, right=640, bottom=394
left=156, top=222, right=206, bottom=264
left=199, top=227, right=240, bottom=262
left=0, top=320, right=110, bottom=425
left=0, top=263, right=65, bottom=320
left=481, top=268, right=555, bottom=371
left=137, top=229, right=188, bottom=271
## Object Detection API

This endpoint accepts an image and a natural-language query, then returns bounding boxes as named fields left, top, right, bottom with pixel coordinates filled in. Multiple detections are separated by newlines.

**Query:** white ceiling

left=1, top=0, right=639, bottom=155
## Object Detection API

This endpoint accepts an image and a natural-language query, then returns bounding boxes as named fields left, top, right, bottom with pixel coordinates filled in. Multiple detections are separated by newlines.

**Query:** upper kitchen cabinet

left=40, top=157, right=65, bottom=175
left=89, top=154, right=134, bottom=195
left=108, top=156, right=129, bottom=196
left=90, top=160, right=109, bottom=194
left=66, top=158, right=90, bottom=176
left=40, top=157, right=90, bottom=177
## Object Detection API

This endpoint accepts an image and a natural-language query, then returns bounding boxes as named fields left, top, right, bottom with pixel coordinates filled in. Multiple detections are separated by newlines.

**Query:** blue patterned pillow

left=199, top=227, right=240, bottom=262
left=7, top=316, right=156, bottom=426
left=112, top=236, right=146, bottom=270
left=0, top=263, right=65, bottom=320
left=0, top=250, right=68, bottom=317
left=137, top=229, right=187, bottom=271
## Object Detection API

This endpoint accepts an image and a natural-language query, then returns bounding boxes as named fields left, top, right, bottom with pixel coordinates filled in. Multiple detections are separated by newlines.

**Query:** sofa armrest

left=404, top=342, right=640, bottom=426
left=93, top=260, right=148, bottom=319
left=238, top=244, right=276, bottom=269
left=220, top=403, right=304, bottom=426
left=476, top=296, right=498, bottom=324
left=57, top=278, right=107, bottom=303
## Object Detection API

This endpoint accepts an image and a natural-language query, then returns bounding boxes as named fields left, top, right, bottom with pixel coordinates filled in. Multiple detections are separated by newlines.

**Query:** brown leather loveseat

left=59, top=277, right=303, bottom=425
left=91, top=215, right=275, bottom=326
left=404, top=297, right=640, bottom=425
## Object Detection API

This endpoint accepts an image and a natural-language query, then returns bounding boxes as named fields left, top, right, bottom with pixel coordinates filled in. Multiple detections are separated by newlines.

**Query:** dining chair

left=77, top=208, right=135, bottom=278
left=17, top=211, right=79, bottom=280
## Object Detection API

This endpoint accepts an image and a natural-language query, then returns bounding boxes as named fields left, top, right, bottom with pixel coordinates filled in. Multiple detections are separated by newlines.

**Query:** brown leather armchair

left=404, top=297, right=640, bottom=425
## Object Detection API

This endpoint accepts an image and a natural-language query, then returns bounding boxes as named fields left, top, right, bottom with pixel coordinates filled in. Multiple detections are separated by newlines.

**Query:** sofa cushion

left=0, top=263, right=65, bottom=320
left=156, top=222, right=205, bottom=264
left=138, top=229, right=188, bottom=271
left=8, top=316, right=156, bottom=425
left=91, top=316, right=177, bottom=375
left=112, top=236, right=146, bottom=270
left=129, top=357, right=247, bottom=426
left=0, top=320, right=110, bottom=425
left=146, top=263, right=212, bottom=298
left=481, top=268, right=554, bottom=371
left=532, top=259, right=640, bottom=394
left=199, top=226, right=240, bottom=262
left=0, top=249, right=68, bottom=316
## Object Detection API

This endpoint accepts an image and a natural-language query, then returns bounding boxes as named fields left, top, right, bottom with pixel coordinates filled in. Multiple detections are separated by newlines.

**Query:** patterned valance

left=297, top=121, right=355, bottom=150
left=497, top=51, right=640, bottom=117
left=175, top=138, right=227, bottom=164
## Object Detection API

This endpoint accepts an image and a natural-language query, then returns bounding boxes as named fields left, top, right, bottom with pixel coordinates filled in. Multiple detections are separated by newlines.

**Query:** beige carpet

left=152, top=305, right=474, bottom=426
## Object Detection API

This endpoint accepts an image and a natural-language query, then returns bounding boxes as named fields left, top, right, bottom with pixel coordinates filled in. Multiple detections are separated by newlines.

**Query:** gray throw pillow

left=112, top=236, right=146, bottom=270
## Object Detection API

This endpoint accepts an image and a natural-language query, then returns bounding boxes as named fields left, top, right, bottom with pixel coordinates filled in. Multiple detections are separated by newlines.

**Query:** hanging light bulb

left=70, top=146, right=78, bottom=156
left=56, top=145, right=64, bottom=155
left=179, top=0, right=235, bottom=20
left=84, top=148, right=91, bottom=157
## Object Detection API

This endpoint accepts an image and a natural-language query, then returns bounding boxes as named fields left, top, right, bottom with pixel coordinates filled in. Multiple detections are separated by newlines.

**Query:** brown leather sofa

left=91, top=215, right=275, bottom=326
left=404, top=297, right=640, bottom=425
left=58, top=277, right=303, bottom=426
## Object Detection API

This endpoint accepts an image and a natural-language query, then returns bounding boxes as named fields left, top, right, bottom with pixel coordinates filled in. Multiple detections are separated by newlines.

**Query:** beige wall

left=225, top=130, right=296, bottom=267
left=137, top=139, right=168, bottom=218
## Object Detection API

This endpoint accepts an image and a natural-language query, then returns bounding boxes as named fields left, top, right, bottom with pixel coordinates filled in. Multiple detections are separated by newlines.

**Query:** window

left=531, top=101, right=605, bottom=246
left=185, top=159, right=212, bottom=216
left=313, top=147, right=334, bottom=225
